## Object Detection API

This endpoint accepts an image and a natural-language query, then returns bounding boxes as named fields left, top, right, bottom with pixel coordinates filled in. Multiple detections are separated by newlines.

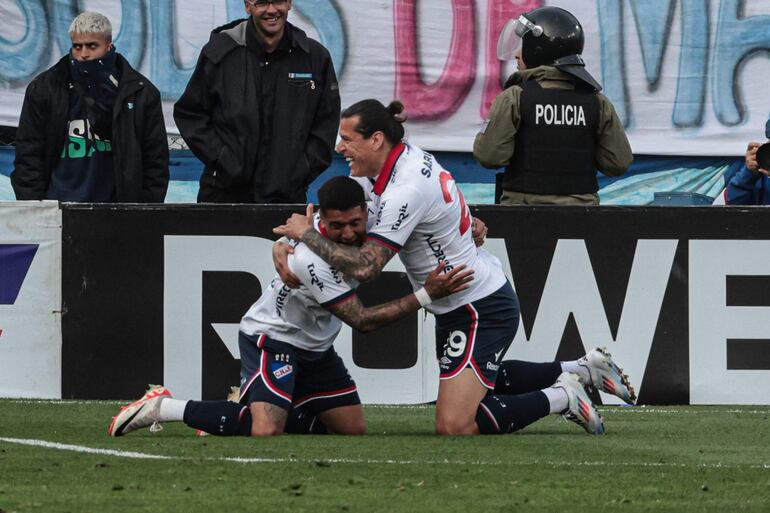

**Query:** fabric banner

left=1, top=0, right=768, bottom=156
left=0, top=201, right=62, bottom=398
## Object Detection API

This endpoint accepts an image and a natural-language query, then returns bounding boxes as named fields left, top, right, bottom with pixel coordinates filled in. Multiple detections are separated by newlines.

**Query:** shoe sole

left=108, top=404, right=146, bottom=437
left=586, top=347, right=637, bottom=404
left=557, top=373, right=605, bottom=435
left=107, top=386, right=171, bottom=437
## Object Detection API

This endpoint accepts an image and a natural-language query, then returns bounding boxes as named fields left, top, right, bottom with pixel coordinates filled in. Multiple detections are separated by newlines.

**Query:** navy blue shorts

left=238, top=332, right=360, bottom=415
left=435, top=281, right=520, bottom=388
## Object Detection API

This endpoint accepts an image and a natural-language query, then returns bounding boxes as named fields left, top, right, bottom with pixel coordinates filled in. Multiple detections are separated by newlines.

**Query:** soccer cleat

left=579, top=347, right=637, bottom=404
left=552, top=372, right=605, bottom=435
left=107, top=385, right=171, bottom=437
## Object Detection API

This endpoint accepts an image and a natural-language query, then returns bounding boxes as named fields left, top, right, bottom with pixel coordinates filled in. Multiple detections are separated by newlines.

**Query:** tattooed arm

left=329, top=262, right=474, bottom=333
left=301, top=230, right=395, bottom=283
left=273, top=204, right=394, bottom=282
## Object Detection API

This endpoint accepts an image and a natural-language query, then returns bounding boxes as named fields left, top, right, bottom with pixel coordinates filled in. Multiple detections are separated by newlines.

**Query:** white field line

left=0, top=437, right=173, bottom=460
left=1, top=437, right=769, bottom=470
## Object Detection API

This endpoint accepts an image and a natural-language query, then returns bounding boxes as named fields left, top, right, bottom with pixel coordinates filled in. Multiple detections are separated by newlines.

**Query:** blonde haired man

left=12, top=12, right=168, bottom=202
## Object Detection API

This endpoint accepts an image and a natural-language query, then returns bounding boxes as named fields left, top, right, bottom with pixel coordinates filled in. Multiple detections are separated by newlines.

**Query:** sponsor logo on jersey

left=275, top=284, right=291, bottom=317
left=375, top=200, right=387, bottom=226
left=486, top=362, right=500, bottom=372
left=534, top=103, right=586, bottom=126
left=307, top=263, right=325, bottom=291
left=391, top=203, right=410, bottom=230
left=272, top=362, right=293, bottom=381
left=425, top=234, right=454, bottom=271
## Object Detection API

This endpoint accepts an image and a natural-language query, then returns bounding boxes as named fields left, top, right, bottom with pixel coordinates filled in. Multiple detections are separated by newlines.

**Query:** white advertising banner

left=689, top=240, right=770, bottom=405
left=1, top=0, right=768, bottom=156
left=0, top=201, right=62, bottom=399
left=163, top=235, right=438, bottom=404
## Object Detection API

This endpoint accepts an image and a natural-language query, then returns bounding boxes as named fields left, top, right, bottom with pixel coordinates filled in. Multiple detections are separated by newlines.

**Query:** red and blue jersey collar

left=372, top=142, right=406, bottom=196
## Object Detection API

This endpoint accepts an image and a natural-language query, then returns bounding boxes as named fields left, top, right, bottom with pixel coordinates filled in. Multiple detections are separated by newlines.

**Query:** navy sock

left=183, top=400, right=252, bottom=436
left=494, top=360, right=561, bottom=395
left=475, top=391, right=550, bottom=434
left=283, top=408, right=328, bottom=434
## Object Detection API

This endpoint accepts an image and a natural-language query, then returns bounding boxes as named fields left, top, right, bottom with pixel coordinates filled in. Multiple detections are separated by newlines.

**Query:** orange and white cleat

left=108, top=385, right=171, bottom=437
left=579, top=347, right=637, bottom=404
left=553, top=372, right=605, bottom=435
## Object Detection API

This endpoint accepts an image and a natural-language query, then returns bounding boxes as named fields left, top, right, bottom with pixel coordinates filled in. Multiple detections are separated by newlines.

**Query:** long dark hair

left=340, top=99, right=407, bottom=146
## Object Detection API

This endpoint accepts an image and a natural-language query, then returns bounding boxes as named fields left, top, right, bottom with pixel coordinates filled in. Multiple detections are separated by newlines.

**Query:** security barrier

left=3, top=203, right=770, bottom=404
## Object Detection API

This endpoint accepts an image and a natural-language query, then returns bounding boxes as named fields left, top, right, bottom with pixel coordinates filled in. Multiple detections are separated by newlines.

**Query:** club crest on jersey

left=272, top=362, right=293, bottom=381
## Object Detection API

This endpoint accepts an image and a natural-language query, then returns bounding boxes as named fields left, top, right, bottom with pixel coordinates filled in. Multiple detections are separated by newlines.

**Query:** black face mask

left=69, top=47, right=120, bottom=140
left=69, top=46, right=119, bottom=91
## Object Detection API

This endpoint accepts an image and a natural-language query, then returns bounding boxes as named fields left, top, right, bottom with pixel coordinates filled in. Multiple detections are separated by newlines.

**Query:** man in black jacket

left=174, top=0, right=341, bottom=203
left=11, top=12, right=169, bottom=203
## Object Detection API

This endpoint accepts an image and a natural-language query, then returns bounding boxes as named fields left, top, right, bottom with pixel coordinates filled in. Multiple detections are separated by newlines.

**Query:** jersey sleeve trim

left=366, top=232, right=403, bottom=252
left=321, top=289, right=357, bottom=308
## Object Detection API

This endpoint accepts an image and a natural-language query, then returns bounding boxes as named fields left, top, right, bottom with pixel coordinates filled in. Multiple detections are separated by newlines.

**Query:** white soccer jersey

left=366, top=142, right=507, bottom=314
left=240, top=217, right=358, bottom=352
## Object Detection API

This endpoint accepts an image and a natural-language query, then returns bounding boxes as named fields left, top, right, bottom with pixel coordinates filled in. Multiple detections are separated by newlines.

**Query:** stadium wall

left=3, top=203, right=770, bottom=405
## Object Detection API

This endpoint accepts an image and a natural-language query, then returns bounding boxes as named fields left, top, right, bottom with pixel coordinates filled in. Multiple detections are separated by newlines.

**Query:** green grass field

left=1, top=400, right=769, bottom=513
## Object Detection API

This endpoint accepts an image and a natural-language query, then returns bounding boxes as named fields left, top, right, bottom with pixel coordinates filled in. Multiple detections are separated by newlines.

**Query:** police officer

left=474, top=6, right=632, bottom=205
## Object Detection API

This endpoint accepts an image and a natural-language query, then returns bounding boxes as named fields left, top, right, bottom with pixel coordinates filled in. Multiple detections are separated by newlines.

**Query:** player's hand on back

left=423, top=261, right=474, bottom=300
left=273, top=203, right=315, bottom=240
left=471, top=217, right=488, bottom=247
left=273, top=240, right=300, bottom=288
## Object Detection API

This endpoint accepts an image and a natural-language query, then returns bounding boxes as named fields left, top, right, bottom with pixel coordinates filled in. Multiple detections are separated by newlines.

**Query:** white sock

left=542, top=387, right=569, bottom=414
left=158, top=398, right=189, bottom=422
left=561, top=360, right=591, bottom=385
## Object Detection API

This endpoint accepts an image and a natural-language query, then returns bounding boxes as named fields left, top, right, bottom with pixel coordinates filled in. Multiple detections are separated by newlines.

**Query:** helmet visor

left=496, top=15, right=543, bottom=60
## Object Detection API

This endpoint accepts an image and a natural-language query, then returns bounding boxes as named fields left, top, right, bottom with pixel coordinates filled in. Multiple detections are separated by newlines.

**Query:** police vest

left=504, top=79, right=600, bottom=195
